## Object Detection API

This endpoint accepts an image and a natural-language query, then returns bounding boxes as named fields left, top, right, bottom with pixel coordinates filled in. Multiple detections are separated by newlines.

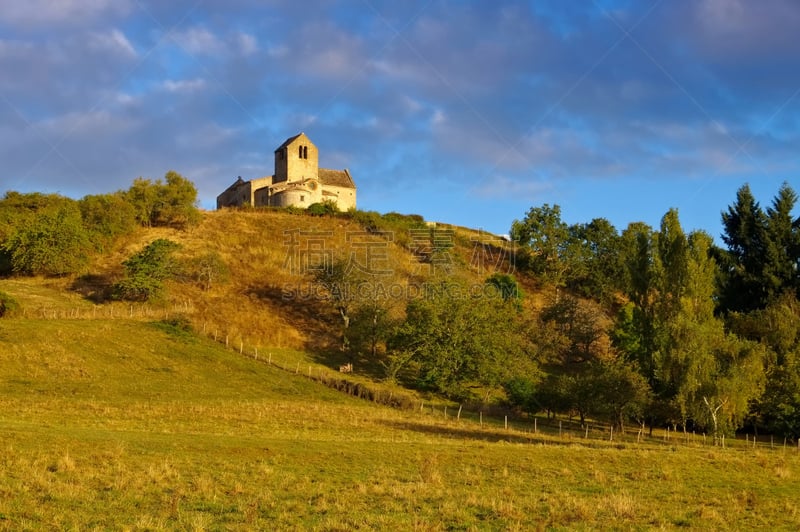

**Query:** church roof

left=274, top=132, right=306, bottom=151
left=319, top=168, right=356, bottom=189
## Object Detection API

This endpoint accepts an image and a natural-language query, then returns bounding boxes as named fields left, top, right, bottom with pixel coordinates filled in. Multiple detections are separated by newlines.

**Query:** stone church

left=216, top=132, right=356, bottom=210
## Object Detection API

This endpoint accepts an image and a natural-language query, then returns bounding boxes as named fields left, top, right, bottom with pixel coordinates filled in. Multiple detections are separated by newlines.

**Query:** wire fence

left=11, top=304, right=800, bottom=453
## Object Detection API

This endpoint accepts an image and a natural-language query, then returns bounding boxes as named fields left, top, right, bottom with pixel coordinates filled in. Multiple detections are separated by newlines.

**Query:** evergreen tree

left=718, top=184, right=773, bottom=312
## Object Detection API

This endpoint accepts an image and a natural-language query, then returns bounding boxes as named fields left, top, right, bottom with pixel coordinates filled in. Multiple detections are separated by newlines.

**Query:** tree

left=591, top=360, right=652, bottom=431
left=3, top=203, right=92, bottom=276
left=503, top=376, right=539, bottom=415
left=79, top=192, right=137, bottom=249
left=692, top=337, right=766, bottom=441
left=0, top=192, right=87, bottom=275
left=565, top=218, right=623, bottom=302
left=125, top=178, right=159, bottom=227
left=188, top=250, right=230, bottom=291
left=716, top=183, right=800, bottom=313
left=613, top=222, right=658, bottom=392
left=764, top=183, right=800, bottom=298
left=387, top=281, right=526, bottom=399
left=349, top=298, right=396, bottom=360
left=112, top=239, right=181, bottom=301
left=510, top=204, right=571, bottom=284
left=613, top=210, right=765, bottom=434
left=540, top=294, right=609, bottom=367
left=156, top=171, right=201, bottom=228
left=313, top=259, right=361, bottom=353
left=730, top=293, right=800, bottom=439
left=123, top=172, right=200, bottom=229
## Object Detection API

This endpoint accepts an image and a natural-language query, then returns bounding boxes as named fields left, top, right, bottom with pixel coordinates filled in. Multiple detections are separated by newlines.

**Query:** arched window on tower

left=303, top=146, right=308, bottom=159
left=299, top=145, right=303, bottom=158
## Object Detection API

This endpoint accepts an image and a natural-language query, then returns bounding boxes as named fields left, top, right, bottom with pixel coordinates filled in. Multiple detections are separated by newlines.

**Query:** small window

left=300, top=195, right=305, bottom=202
left=299, top=146, right=303, bottom=158
left=303, top=146, right=308, bottom=159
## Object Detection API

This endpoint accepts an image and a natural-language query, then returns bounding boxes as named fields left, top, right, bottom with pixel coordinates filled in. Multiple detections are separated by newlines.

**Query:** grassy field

left=1, top=301, right=799, bottom=531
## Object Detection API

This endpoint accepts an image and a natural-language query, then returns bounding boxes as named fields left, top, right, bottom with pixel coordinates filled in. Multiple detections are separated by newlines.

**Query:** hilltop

left=63, top=208, right=536, bottom=369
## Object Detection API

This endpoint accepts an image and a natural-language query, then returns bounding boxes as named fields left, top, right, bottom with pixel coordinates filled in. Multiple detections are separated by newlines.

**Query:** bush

left=346, top=209, right=383, bottom=232
left=79, top=193, right=137, bottom=249
left=307, top=200, right=340, bottom=216
left=151, top=316, right=195, bottom=342
left=2, top=204, right=92, bottom=276
left=0, top=291, right=19, bottom=317
left=112, top=239, right=181, bottom=301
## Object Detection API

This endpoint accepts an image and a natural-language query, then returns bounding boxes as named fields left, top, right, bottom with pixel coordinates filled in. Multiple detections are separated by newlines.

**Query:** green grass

left=1, top=312, right=799, bottom=529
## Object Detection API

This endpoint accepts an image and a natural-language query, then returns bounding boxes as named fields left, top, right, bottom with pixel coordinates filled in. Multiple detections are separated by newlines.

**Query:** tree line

left=314, top=183, right=800, bottom=441
left=505, top=183, right=800, bottom=439
left=0, top=172, right=200, bottom=277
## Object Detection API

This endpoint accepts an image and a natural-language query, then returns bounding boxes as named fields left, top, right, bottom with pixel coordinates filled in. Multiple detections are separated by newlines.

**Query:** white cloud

left=267, top=44, right=288, bottom=58
left=160, top=78, right=207, bottom=93
left=40, top=109, right=137, bottom=137
left=88, top=28, right=136, bottom=58
left=171, top=27, right=224, bottom=56
left=236, top=32, right=258, bottom=55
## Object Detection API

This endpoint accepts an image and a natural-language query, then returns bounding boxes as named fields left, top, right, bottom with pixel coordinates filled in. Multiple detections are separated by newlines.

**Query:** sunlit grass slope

left=1, top=312, right=800, bottom=529
left=79, top=209, right=532, bottom=355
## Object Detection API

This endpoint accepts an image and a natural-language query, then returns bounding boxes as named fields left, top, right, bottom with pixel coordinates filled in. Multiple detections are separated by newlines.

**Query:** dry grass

left=0, top=212, right=799, bottom=529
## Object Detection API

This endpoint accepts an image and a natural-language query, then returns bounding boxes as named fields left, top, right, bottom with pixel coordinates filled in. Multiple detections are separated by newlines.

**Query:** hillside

left=1, top=288, right=799, bottom=529
left=65, top=208, right=536, bottom=369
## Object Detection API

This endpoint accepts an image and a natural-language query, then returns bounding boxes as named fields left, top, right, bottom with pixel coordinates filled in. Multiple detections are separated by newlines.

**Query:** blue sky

left=1, top=0, right=798, bottom=239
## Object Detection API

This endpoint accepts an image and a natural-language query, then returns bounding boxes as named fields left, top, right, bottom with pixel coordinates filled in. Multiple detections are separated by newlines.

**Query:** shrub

left=307, top=200, right=340, bottom=216
left=0, top=291, right=19, bottom=318
left=79, top=193, right=137, bottom=249
left=346, top=209, right=383, bottom=232
left=2, top=204, right=92, bottom=276
left=112, top=239, right=181, bottom=301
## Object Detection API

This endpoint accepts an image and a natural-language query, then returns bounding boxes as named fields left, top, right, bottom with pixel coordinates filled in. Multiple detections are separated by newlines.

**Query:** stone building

left=216, top=133, right=356, bottom=210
